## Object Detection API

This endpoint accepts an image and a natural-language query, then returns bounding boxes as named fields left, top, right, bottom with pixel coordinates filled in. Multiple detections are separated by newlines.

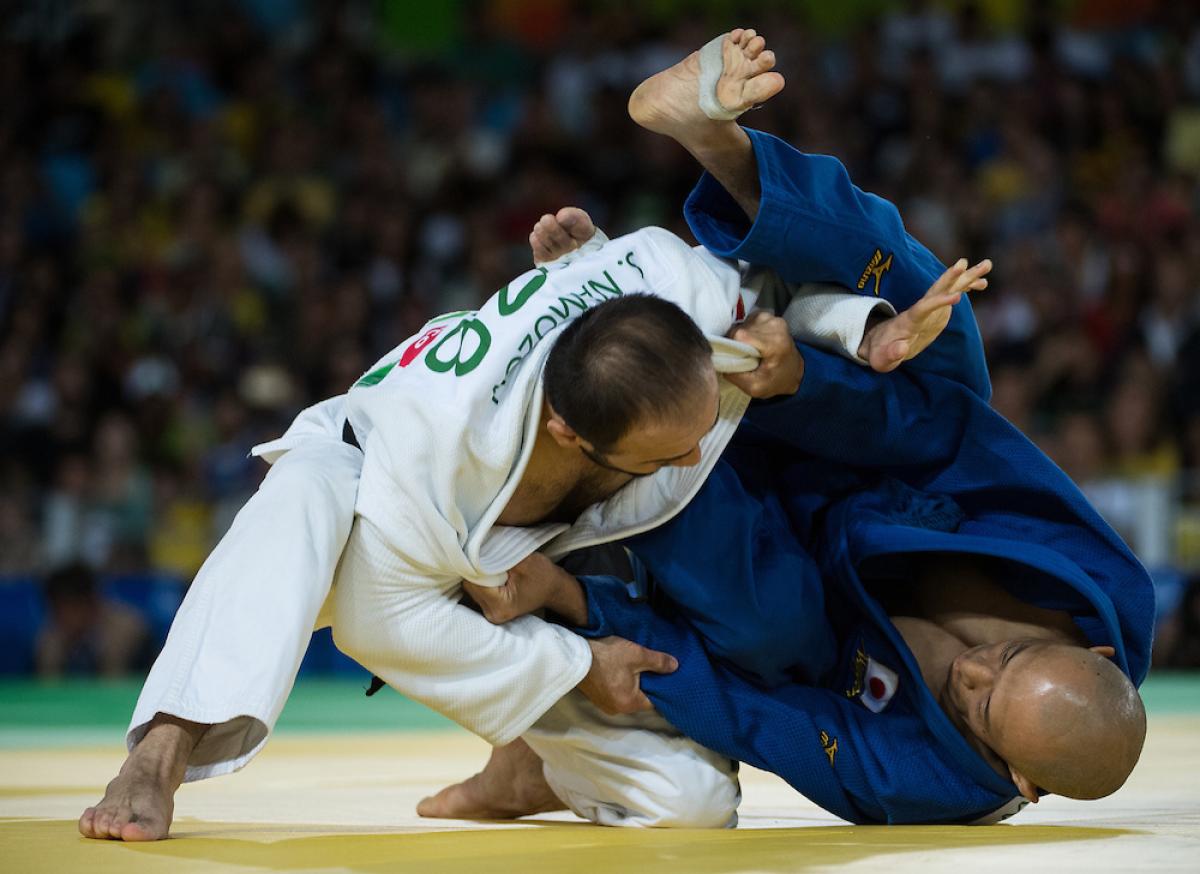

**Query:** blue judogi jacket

left=686, top=129, right=991, bottom=402
left=570, top=132, right=1155, bottom=825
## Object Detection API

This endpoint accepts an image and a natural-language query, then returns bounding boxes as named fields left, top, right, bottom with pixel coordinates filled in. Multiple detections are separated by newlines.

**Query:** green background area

left=373, top=0, right=1062, bottom=54
left=0, top=672, right=1196, bottom=748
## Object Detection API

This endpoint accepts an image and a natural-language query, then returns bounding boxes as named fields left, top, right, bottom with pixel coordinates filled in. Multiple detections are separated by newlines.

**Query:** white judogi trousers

left=127, top=398, right=734, bottom=827
left=127, top=397, right=359, bottom=780
left=525, top=692, right=740, bottom=829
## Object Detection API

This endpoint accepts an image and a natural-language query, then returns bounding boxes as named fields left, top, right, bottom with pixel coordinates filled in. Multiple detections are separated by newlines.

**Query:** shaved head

left=1006, top=646, right=1146, bottom=799
left=948, top=640, right=1146, bottom=801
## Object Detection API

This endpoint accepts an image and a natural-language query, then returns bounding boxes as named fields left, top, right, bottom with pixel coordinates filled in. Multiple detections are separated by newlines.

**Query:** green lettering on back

left=426, top=318, right=492, bottom=376
left=586, top=270, right=624, bottom=297
left=498, top=268, right=549, bottom=316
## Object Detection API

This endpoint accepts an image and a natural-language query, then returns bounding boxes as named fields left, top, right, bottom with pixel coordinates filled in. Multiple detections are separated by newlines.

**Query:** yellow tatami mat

left=2, top=714, right=1198, bottom=873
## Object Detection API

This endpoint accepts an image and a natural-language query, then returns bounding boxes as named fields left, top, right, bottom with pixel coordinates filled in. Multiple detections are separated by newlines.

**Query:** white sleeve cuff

left=539, top=228, right=611, bottom=268
left=782, top=283, right=896, bottom=364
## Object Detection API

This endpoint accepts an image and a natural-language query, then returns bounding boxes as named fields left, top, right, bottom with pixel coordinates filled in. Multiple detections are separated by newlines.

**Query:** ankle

left=687, top=124, right=751, bottom=164
left=129, top=715, right=207, bottom=785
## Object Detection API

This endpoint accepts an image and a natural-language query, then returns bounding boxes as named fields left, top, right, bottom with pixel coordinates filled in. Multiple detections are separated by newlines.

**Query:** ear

left=1090, top=645, right=1117, bottom=659
left=545, top=408, right=584, bottom=450
left=1008, top=765, right=1041, bottom=804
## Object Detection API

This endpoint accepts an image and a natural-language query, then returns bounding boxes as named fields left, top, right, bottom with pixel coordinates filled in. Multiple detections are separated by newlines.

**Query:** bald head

left=1005, top=645, right=1146, bottom=799
left=948, top=639, right=1146, bottom=802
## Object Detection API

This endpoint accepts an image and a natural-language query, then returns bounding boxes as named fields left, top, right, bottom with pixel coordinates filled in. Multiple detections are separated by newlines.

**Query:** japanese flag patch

left=859, top=657, right=899, bottom=713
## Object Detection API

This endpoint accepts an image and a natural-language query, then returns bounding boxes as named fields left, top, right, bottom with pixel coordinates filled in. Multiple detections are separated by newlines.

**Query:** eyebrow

left=1002, top=641, right=1031, bottom=668
left=986, top=641, right=1034, bottom=726
left=645, top=401, right=722, bottom=464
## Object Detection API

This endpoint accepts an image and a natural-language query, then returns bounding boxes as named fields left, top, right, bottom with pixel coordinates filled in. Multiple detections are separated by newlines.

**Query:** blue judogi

left=568, top=133, right=1155, bottom=825
left=686, top=129, right=991, bottom=401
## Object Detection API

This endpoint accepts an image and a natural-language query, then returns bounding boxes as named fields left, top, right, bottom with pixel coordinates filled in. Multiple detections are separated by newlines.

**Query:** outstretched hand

left=577, top=636, right=678, bottom=715
left=530, top=207, right=597, bottom=264
left=859, top=258, right=992, bottom=372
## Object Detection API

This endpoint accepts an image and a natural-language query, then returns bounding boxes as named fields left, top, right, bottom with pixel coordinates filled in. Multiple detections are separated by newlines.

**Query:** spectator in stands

left=1155, top=576, right=1200, bottom=668
left=35, top=563, right=152, bottom=678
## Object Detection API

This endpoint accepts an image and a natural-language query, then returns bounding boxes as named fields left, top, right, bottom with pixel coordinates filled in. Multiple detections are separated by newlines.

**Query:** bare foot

left=417, top=739, right=566, bottom=820
left=78, top=714, right=205, bottom=841
left=628, top=27, right=785, bottom=148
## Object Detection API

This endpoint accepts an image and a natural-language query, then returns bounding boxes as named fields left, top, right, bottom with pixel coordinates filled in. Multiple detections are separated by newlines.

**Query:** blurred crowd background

left=1, top=0, right=1199, bottom=677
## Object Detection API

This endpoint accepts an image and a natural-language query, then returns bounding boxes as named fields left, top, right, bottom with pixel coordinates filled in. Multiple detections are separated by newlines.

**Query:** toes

left=120, top=820, right=162, bottom=842
left=746, top=35, right=766, bottom=59
left=108, top=812, right=128, bottom=839
left=92, top=810, right=114, bottom=839
left=753, top=50, right=777, bottom=74
left=739, top=28, right=757, bottom=48
left=78, top=807, right=97, bottom=838
left=417, top=788, right=458, bottom=818
left=743, top=71, right=786, bottom=107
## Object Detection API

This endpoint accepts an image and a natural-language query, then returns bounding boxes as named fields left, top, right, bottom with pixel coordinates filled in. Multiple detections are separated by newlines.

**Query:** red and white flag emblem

left=859, top=658, right=899, bottom=713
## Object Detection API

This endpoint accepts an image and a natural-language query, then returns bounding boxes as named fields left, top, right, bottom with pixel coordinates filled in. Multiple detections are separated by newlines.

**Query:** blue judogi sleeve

left=575, top=573, right=1012, bottom=825
left=744, top=344, right=1155, bottom=684
left=684, top=129, right=990, bottom=401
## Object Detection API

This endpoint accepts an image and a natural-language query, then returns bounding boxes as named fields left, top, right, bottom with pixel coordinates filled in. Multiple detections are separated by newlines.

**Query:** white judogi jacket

left=255, top=226, right=892, bottom=744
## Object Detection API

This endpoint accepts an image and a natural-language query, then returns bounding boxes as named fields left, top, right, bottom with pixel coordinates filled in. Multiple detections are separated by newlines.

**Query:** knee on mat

left=651, top=768, right=740, bottom=829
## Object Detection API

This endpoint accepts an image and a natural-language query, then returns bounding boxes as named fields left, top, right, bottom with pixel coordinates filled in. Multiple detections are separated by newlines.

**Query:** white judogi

left=129, top=226, right=892, bottom=781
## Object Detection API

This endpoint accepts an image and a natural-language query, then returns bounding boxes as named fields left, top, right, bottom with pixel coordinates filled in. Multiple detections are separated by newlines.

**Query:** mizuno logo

left=819, top=729, right=839, bottom=766
left=857, top=249, right=894, bottom=296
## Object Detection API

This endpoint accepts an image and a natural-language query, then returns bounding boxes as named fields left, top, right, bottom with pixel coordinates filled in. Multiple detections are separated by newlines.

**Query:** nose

left=955, top=652, right=996, bottom=691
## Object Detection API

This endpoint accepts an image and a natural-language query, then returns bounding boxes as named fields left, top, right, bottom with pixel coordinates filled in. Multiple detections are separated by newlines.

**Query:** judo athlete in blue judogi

left=564, top=128, right=1154, bottom=825
left=429, top=38, right=1152, bottom=829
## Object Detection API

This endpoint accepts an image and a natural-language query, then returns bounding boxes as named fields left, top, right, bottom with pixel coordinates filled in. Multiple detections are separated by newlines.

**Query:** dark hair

left=44, top=563, right=97, bottom=605
left=543, top=293, right=712, bottom=452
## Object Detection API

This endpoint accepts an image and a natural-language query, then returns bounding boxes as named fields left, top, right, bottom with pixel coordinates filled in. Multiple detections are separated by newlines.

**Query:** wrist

left=545, top=571, right=589, bottom=627
left=858, top=312, right=888, bottom=360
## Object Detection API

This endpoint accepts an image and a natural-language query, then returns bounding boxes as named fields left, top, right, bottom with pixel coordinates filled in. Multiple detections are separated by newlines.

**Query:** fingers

left=949, top=257, right=991, bottom=295
left=722, top=368, right=762, bottom=396
left=725, top=312, right=803, bottom=398
left=463, top=580, right=513, bottom=624
left=934, top=258, right=991, bottom=297
left=910, top=258, right=990, bottom=317
left=636, top=645, right=679, bottom=676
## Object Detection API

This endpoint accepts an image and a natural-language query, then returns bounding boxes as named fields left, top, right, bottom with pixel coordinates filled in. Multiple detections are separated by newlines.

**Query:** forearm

left=545, top=573, right=589, bottom=627
left=334, top=572, right=591, bottom=746
left=741, top=342, right=972, bottom=469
